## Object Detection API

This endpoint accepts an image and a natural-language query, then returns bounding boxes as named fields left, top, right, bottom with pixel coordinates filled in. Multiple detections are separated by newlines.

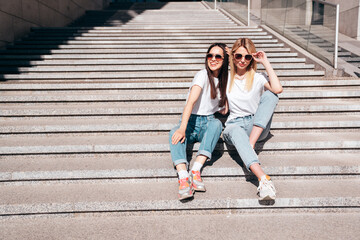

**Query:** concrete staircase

left=0, top=2, right=359, bottom=239
left=286, top=26, right=360, bottom=72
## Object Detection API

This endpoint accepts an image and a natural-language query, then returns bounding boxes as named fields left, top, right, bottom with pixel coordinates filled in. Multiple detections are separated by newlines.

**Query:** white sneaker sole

left=178, top=189, right=195, bottom=200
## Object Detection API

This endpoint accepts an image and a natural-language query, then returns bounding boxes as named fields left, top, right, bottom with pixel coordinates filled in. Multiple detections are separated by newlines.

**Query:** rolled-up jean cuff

left=247, top=160, right=261, bottom=171
left=173, top=159, right=188, bottom=168
left=196, top=150, right=212, bottom=160
left=253, top=122, right=266, bottom=129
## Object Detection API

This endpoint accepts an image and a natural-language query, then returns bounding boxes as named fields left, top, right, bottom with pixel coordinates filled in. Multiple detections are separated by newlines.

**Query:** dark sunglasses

left=234, top=53, right=253, bottom=61
left=206, top=53, right=224, bottom=61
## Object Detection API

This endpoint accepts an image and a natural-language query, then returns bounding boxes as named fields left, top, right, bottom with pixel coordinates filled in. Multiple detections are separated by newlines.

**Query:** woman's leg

left=191, top=117, right=222, bottom=191
left=223, top=123, right=260, bottom=171
left=224, top=123, right=276, bottom=200
left=196, top=117, right=223, bottom=161
left=169, top=126, right=189, bottom=168
left=249, top=91, right=279, bottom=147
left=248, top=91, right=279, bottom=200
left=169, top=125, right=194, bottom=200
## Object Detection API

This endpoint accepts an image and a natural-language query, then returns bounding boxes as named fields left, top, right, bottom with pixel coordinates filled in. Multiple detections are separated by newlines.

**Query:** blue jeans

left=169, top=114, right=223, bottom=167
left=223, top=91, right=279, bottom=170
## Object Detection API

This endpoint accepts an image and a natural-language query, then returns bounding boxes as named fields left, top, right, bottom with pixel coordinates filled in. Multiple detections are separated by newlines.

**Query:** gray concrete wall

left=326, top=0, right=360, bottom=39
left=0, top=0, right=110, bottom=49
left=253, top=0, right=360, bottom=40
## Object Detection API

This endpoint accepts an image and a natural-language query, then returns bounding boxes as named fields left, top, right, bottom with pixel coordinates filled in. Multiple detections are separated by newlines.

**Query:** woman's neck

left=236, top=69, right=247, bottom=76
left=213, top=70, right=219, bottom=78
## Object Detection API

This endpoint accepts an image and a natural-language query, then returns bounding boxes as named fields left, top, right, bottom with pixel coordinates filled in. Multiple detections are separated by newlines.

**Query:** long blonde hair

left=229, top=38, right=257, bottom=92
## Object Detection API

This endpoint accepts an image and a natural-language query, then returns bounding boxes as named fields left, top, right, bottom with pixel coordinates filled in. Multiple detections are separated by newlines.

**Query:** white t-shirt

left=187, top=69, right=220, bottom=116
left=226, top=72, right=268, bottom=124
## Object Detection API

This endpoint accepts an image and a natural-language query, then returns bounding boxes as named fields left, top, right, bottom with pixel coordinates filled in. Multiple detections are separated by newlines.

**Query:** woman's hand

left=225, top=46, right=232, bottom=56
left=252, top=51, right=269, bottom=65
left=171, top=128, right=186, bottom=145
left=218, top=101, right=228, bottom=115
left=218, top=107, right=228, bottom=115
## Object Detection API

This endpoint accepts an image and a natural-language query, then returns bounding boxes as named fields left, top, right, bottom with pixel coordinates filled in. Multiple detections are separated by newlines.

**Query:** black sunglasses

left=234, top=53, right=253, bottom=61
left=206, top=53, right=224, bottom=61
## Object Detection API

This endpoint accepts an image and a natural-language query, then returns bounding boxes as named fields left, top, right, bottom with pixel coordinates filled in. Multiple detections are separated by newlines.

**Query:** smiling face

left=206, top=46, right=224, bottom=77
left=233, top=46, right=252, bottom=74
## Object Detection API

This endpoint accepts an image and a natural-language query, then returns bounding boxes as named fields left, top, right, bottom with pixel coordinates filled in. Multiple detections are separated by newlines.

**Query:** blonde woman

left=223, top=38, right=283, bottom=200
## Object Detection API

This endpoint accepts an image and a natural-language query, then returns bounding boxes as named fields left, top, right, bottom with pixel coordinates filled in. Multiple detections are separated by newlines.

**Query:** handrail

left=334, top=3, right=339, bottom=69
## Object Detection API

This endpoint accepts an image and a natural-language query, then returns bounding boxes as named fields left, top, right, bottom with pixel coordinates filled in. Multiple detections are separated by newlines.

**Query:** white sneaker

left=257, top=175, right=276, bottom=200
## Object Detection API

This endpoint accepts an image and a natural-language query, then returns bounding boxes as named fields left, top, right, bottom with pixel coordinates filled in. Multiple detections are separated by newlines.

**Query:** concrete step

left=28, top=33, right=270, bottom=40
left=0, top=209, right=359, bottom=239
left=0, top=113, right=360, bottom=134
left=88, top=21, right=237, bottom=25
left=25, top=34, right=270, bottom=41
left=1, top=99, right=358, bottom=116
left=1, top=63, right=316, bottom=73
left=0, top=114, right=359, bottom=134
left=28, top=31, right=269, bottom=37
left=0, top=86, right=359, bottom=102
left=0, top=177, right=359, bottom=215
left=0, top=52, right=298, bottom=60
left=337, top=51, right=352, bottom=57
left=31, top=27, right=264, bottom=33
left=0, top=47, right=293, bottom=55
left=8, top=43, right=284, bottom=49
left=14, top=39, right=276, bottom=46
left=0, top=130, right=358, bottom=154
left=0, top=150, right=359, bottom=181
left=0, top=78, right=358, bottom=89
left=0, top=57, right=306, bottom=66
left=0, top=70, right=326, bottom=80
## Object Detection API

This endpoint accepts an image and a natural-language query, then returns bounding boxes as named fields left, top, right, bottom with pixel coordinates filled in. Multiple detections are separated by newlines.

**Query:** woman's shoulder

left=192, top=69, right=208, bottom=87
left=193, top=69, right=207, bottom=78
left=254, top=72, right=268, bottom=82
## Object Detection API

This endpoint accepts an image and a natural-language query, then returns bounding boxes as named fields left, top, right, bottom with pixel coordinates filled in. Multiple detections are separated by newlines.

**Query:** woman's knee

left=169, top=126, right=179, bottom=137
left=262, top=90, right=279, bottom=105
left=209, top=118, right=223, bottom=132
left=223, top=124, right=245, bottom=141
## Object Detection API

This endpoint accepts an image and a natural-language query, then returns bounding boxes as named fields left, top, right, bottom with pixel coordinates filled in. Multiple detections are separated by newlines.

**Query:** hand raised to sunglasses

left=252, top=51, right=269, bottom=65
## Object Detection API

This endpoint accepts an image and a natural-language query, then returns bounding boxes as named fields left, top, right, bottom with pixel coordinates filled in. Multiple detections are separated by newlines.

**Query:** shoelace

left=258, top=179, right=276, bottom=193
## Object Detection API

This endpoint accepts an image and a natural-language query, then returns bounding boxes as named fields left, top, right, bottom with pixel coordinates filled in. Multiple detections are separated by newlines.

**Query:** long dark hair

left=205, top=43, right=229, bottom=108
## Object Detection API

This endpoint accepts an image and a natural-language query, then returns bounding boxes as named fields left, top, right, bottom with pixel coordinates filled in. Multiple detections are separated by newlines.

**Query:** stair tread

left=0, top=151, right=359, bottom=180
left=0, top=63, right=316, bottom=73
left=0, top=178, right=359, bottom=213
left=0, top=78, right=358, bottom=89
left=0, top=131, right=358, bottom=154
left=1, top=114, right=359, bottom=133
left=0, top=210, right=359, bottom=239
left=0, top=70, right=326, bottom=79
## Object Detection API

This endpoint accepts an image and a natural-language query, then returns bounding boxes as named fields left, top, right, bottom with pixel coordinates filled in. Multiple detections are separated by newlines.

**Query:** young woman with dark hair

left=223, top=38, right=283, bottom=200
left=169, top=43, right=229, bottom=200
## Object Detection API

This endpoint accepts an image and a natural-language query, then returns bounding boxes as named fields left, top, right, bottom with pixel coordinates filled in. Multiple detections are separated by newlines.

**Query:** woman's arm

left=218, top=99, right=228, bottom=115
left=252, top=51, right=283, bottom=94
left=171, top=85, right=202, bottom=145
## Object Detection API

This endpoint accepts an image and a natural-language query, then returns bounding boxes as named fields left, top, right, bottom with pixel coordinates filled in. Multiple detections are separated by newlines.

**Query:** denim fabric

left=169, top=114, right=223, bottom=167
left=223, top=91, right=279, bottom=170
